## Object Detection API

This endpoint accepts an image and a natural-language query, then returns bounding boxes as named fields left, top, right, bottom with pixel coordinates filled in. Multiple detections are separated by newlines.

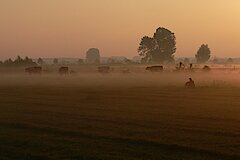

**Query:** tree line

left=0, top=27, right=234, bottom=66
left=138, top=27, right=211, bottom=64
left=0, top=56, right=36, bottom=67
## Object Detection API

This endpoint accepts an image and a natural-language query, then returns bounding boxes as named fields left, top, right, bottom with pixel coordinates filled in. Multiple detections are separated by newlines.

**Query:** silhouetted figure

left=179, top=62, right=183, bottom=69
left=176, top=62, right=185, bottom=71
left=98, top=66, right=110, bottom=74
left=190, top=63, right=193, bottom=70
left=181, top=62, right=185, bottom=70
left=185, top=78, right=195, bottom=88
left=59, top=66, right=69, bottom=75
left=25, top=66, right=42, bottom=75
left=146, top=66, right=163, bottom=72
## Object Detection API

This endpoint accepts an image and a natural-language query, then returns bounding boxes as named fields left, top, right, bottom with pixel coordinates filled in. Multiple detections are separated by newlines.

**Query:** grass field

left=0, top=71, right=240, bottom=160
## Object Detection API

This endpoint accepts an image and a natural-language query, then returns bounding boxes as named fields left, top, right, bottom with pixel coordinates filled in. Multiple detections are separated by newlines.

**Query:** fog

left=1, top=65, right=240, bottom=159
left=0, top=65, right=240, bottom=88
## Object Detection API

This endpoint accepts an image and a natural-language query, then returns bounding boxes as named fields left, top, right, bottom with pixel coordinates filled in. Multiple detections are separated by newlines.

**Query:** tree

left=15, top=56, right=23, bottom=63
left=23, top=56, right=36, bottom=66
left=107, top=58, right=116, bottom=64
left=138, top=27, right=176, bottom=63
left=123, top=57, right=132, bottom=64
left=227, top=58, right=233, bottom=63
left=86, top=48, right=100, bottom=64
left=37, top=58, right=45, bottom=65
left=9, top=56, right=36, bottom=66
left=183, top=58, right=190, bottom=64
left=4, top=58, right=13, bottom=66
left=1, top=56, right=36, bottom=67
left=53, top=58, right=58, bottom=65
left=195, top=44, right=211, bottom=63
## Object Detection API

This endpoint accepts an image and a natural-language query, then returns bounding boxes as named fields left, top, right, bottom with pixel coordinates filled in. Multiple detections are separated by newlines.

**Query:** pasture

left=0, top=65, right=239, bottom=160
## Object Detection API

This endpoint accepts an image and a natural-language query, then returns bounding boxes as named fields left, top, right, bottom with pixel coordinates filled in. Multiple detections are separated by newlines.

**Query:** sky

left=0, top=0, right=240, bottom=59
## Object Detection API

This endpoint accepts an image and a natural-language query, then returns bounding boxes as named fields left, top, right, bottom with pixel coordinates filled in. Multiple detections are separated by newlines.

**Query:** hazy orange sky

left=0, top=0, right=240, bottom=59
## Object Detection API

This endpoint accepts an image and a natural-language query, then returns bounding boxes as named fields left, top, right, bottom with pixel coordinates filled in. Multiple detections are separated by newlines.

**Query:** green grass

left=0, top=75, right=239, bottom=160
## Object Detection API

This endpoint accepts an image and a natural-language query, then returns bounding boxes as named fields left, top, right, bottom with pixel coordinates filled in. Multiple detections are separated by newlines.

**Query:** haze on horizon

left=0, top=0, right=239, bottom=60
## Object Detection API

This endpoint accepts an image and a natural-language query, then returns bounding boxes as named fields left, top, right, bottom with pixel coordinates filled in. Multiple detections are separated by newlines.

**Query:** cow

left=122, top=68, right=130, bottom=74
left=98, top=66, right=110, bottom=74
left=203, top=65, right=211, bottom=71
left=185, top=78, right=195, bottom=88
left=59, top=66, right=69, bottom=75
left=69, top=70, right=77, bottom=75
left=146, top=66, right=163, bottom=72
left=25, top=66, right=42, bottom=74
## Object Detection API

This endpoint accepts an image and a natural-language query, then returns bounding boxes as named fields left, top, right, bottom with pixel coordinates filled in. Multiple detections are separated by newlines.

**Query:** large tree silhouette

left=86, top=48, right=100, bottom=64
left=138, top=27, right=176, bottom=63
left=195, top=44, right=211, bottom=63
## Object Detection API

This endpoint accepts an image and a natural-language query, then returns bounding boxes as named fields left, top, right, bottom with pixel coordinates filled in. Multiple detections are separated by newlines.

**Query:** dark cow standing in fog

left=59, top=66, right=69, bottom=75
left=203, top=65, right=211, bottom=71
left=98, top=66, right=110, bottom=74
left=69, top=70, right=77, bottom=75
left=122, top=68, right=130, bottom=74
left=146, top=66, right=163, bottom=72
left=25, top=66, right=42, bottom=74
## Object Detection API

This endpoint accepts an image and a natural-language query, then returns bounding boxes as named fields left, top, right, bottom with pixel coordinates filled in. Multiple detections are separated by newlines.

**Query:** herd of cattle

left=25, top=63, right=211, bottom=75
left=25, top=66, right=114, bottom=75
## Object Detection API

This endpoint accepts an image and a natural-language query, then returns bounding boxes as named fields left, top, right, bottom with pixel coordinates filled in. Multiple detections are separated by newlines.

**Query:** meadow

left=0, top=65, right=239, bottom=160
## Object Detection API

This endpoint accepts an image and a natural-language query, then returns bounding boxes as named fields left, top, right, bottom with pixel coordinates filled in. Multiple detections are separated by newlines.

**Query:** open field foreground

left=0, top=72, right=240, bottom=160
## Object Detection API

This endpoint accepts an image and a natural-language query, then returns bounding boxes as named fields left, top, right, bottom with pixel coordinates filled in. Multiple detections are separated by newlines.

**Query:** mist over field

left=0, top=65, right=240, bottom=160
left=0, top=65, right=240, bottom=87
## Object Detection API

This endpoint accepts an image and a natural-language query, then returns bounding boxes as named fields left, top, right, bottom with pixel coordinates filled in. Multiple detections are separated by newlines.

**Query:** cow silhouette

left=122, top=68, right=130, bottom=74
left=190, top=63, right=193, bottom=70
left=59, top=66, right=69, bottom=75
left=25, top=66, right=42, bottom=74
left=69, top=70, right=77, bottom=75
left=98, top=66, right=110, bottom=74
left=203, top=65, right=211, bottom=71
left=146, top=66, right=163, bottom=72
